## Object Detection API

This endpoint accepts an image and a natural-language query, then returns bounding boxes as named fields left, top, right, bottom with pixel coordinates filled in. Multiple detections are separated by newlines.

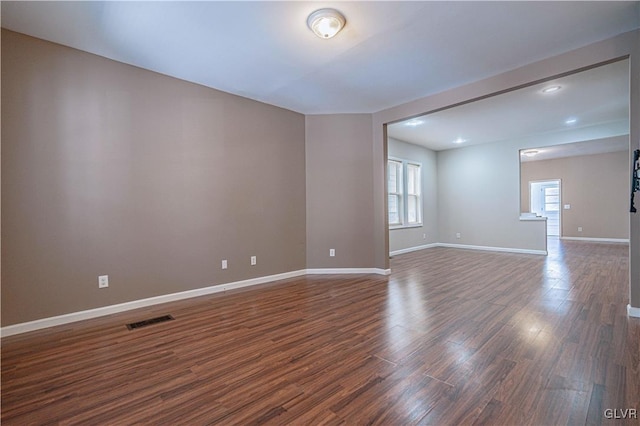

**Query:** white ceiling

left=519, top=136, right=629, bottom=163
left=1, top=1, right=639, bottom=114
left=387, top=59, right=630, bottom=153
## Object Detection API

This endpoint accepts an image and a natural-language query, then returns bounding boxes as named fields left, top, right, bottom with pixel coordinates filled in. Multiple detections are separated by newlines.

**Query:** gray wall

left=521, top=150, right=629, bottom=239
left=305, top=114, right=374, bottom=269
left=629, top=29, right=640, bottom=308
left=1, top=30, right=306, bottom=325
left=388, top=138, right=438, bottom=252
left=436, top=139, right=546, bottom=250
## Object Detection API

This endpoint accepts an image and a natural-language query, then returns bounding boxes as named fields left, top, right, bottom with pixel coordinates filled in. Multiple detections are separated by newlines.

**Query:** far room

left=386, top=59, right=630, bottom=257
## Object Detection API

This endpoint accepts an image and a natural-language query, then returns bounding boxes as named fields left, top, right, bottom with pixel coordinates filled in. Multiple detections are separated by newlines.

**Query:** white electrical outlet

left=578, top=227, right=583, bottom=232
left=456, top=233, right=461, bottom=239
left=329, top=249, right=335, bottom=257
left=423, top=233, right=427, bottom=239
left=222, top=260, right=228, bottom=270
left=251, top=256, right=257, bottom=266
left=564, top=204, right=571, bottom=210
left=98, top=275, right=109, bottom=289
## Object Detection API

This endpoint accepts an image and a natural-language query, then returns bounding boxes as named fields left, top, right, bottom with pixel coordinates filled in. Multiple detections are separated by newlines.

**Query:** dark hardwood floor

left=2, top=239, right=638, bottom=425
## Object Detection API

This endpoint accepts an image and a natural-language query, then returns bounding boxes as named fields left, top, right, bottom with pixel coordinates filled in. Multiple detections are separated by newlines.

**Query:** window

left=388, top=160, right=403, bottom=226
left=544, top=187, right=560, bottom=212
left=406, top=163, right=421, bottom=224
left=388, top=158, right=422, bottom=228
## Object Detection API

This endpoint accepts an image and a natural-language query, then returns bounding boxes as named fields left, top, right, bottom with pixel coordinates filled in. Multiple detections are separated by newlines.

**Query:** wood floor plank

left=2, top=239, right=638, bottom=425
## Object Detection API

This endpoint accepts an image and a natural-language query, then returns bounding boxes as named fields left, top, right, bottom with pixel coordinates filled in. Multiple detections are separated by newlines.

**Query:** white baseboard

left=306, top=268, right=391, bottom=276
left=560, top=237, right=629, bottom=243
left=390, top=242, right=547, bottom=257
left=1, top=269, right=307, bottom=338
left=628, top=304, right=640, bottom=318
left=1, top=267, right=394, bottom=337
left=390, top=243, right=438, bottom=256
left=436, top=243, right=547, bottom=256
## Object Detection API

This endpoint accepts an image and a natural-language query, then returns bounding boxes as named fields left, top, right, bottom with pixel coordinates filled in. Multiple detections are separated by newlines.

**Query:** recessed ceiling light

left=404, top=119, right=424, bottom=127
left=541, top=85, right=562, bottom=94
left=307, top=9, right=346, bottom=39
left=565, top=118, right=577, bottom=125
left=453, top=138, right=467, bottom=144
left=522, top=150, right=539, bottom=157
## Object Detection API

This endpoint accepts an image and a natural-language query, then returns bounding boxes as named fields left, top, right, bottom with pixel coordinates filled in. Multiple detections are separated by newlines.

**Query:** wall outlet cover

left=98, top=275, right=109, bottom=288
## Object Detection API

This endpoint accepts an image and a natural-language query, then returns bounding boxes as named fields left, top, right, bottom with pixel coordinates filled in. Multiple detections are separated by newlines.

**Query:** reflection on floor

left=382, top=239, right=634, bottom=424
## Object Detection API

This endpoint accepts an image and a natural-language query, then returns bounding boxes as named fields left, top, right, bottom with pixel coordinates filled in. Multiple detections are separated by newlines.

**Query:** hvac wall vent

left=126, top=315, right=174, bottom=330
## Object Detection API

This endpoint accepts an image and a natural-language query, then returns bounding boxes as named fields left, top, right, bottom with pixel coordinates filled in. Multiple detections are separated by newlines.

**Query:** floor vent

left=126, top=315, right=174, bottom=330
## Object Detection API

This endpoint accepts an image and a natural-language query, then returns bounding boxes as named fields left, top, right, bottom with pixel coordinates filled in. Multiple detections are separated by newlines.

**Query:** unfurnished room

left=1, top=2, right=640, bottom=425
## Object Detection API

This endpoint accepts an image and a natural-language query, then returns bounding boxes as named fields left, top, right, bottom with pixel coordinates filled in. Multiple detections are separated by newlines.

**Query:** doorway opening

left=529, top=180, right=561, bottom=237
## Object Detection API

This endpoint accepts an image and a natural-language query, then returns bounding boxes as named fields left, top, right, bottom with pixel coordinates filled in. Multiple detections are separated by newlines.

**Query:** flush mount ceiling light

left=565, top=118, right=578, bottom=125
left=522, top=150, right=539, bottom=157
left=307, top=8, right=346, bottom=39
left=452, top=138, right=467, bottom=144
left=405, top=119, right=424, bottom=127
left=541, top=85, right=562, bottom=94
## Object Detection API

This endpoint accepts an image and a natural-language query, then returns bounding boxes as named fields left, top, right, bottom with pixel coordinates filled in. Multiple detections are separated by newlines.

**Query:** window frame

left=388, top=157, right=423, bottom=229
left=406, top=162, right=422, bottom=225
left=387, top=159, right=404, bottom=227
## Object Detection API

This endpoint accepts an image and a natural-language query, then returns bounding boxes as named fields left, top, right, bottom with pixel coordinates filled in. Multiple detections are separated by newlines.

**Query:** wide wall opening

left=385, top=58, right=630, bottom=255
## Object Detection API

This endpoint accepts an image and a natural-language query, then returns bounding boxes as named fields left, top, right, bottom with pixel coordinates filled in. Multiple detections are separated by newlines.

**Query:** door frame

left=529, top=179, right=562, bottom=237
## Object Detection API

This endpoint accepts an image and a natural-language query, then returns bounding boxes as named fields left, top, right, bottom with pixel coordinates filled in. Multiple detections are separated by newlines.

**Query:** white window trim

left=388, top=157, right=423, bottom=230
left=387, top=159, right=403, bottom=227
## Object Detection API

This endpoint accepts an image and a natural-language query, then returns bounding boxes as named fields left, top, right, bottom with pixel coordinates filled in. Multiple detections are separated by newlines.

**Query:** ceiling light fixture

left=565, top=118, right=577, bottom=125
left=307, top=8, right=346, bottom=39
left=522, top=150, right=539, bottom=157
left=541, top=85, right=562, bottom=94
left=453, top=138, right=467, bottom=144
left=405, top=119, right=424, bottom=127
